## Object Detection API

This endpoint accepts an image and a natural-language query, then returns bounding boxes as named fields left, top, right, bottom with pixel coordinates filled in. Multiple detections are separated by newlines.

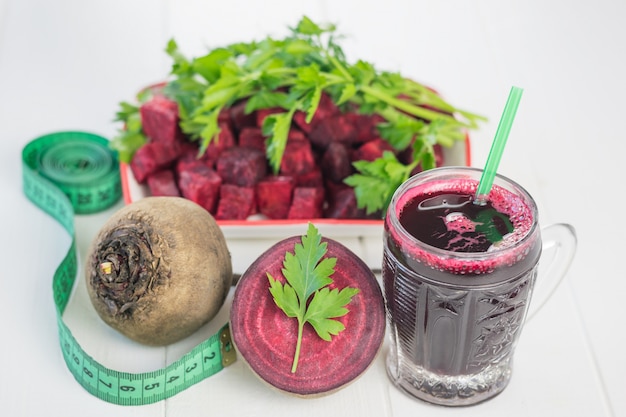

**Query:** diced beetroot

left=229, top=100, right=257, bottom=131
left=204, top=123, right=236, bottom=162
left=216, top=146, right=267, bottom=187
left=139, top=96, right=185, bottom=143
left=218, top=107, right=232, bottom=126
left=215, top=184, right=256, bottom=220
left=320, top=142, right=352, bottom=183
left=256, top=107, right=284, bottom=127
left=287, top=187, right=325, bottom=219
left=293, top=92, right=340, bottom=134
left=308, top=113, right=357, bottom=149
left=238, top=127, right=266, bottom=152
left=130, top=141, right=181, bottom=183
left=295, top=168, right=324, bottom=187
left=288, top=128, right=307, bottom=142
left=177, top=162, right=222, bottom=214
left=280, top=140, right=316, bottom=176
left=346, top=112, right=386, bottom=144
left=324, top=184, right=358, bottom=219
left=351, top=138, right=395, bottom=162
left=147, top=169, right=181, bottom=197
left=256, top=176, right=295, bottom=219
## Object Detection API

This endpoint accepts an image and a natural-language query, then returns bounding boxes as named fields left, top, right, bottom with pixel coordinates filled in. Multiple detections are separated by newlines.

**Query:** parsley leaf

left=112, top=16, right=486, bottom=212
left=267, top=223, right=359, bottom=373
left=344, top=151, right=413, bottom=215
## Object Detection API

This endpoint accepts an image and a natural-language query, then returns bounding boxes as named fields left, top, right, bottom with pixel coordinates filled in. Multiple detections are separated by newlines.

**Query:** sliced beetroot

left=324, top=184, right=358, bottom=219
left=287, top=187, right=325, bottom=219
left=177, top=162, right=222, bottom=214
left=308, top=114, right=357, bottom=149
left=130, top=141, right=181, bottom=183
left=320, top=142, right=352, bottom=183
left=238, top=127, right=266, bottom=152
left=292, top=92, right=340, bottom=134
left=256, top=107, right=284, bottom=127
left=204, top=123, right=236, bottom=162
left=256, top=176, right=295, bottom=219
left=347, top=112, right=386, bottom=144
left=216, top=146, right=268, bottom=187
left=215, top=184, right=256, bottom=220
left=280, top=140, right=316, bottom=177
left=139, top=95, right=185, bottom=143
left=287, top=128, right=307, bottom=142
left=294, top=168, right=324, bottom=187
left=351, top=138, right=395, bottom=163
left=147, top=169, right=181, bottom=197
left=229, top=99, right=257, bottom=131
left=230, top=234, right=385, bottom=396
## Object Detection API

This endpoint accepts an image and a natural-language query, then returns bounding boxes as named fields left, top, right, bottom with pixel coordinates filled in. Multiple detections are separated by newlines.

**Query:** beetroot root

left=85, top=197, right=232, bottom=346
left=229, top=234, right=385, bottom=397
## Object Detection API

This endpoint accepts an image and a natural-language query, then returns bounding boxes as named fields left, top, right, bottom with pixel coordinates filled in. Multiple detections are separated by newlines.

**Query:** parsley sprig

left=111, top=16, right=485, bottom=215
left=267, top=223, right=359, bottom=373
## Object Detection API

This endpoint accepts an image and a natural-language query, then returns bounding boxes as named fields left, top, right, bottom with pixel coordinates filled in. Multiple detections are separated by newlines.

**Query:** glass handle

left=527, top=223, right=577, bottom=321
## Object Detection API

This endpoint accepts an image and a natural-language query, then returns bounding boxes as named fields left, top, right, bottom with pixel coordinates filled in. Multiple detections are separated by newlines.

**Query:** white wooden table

left=1, top=0, right=623, bottom=416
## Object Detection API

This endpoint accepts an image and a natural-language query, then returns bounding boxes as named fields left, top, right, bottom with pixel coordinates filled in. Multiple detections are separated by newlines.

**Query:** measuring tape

left=22, top=131, right=236, bottom=405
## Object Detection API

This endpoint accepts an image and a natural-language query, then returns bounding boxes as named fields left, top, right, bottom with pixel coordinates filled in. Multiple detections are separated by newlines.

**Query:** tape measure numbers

left=22, top=131, right=235, bottom=406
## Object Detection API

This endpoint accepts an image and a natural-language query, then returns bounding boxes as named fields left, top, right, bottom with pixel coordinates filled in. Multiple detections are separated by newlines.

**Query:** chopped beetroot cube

left=308, top=113, right=357, bottom=149
left=256, top=176, right=295, bottom=219
left=346, top=112, right=386, bottom=144
left=351, top=138, right=395, bottom=162
left=294, top=168, right=323, bottom=187
left=218, top=107, right=232, bottom=126
left=140, top=96, right=185, bottom=143
left=229, top=100, right=257, bottom=131
left=324, top=184, right=358, bottom=219
left=130, top=141, right=181, bottom=183
left=215, top=184, right=256, bottom=220
left=147, top=169, right=181, bottom=197
left=256, top=107, right=284, bottom=127
left=177, top=163, right=222, bottom=214
left=287, top=187, right=325, bottom=219
left=204, top=123, right=236, bottom=162
left=288, top=128, right=307, bottom=142
left=293, top=92, right=340, bottom=134
left=280, top=140, right=316, bottom=176
left=216, top=146, right=267, bottom=186
left=176, top=141, right=216, bottom=167
left=238, top=127, right=266, bottom=152
left=320, top=142, right=352, bottom=183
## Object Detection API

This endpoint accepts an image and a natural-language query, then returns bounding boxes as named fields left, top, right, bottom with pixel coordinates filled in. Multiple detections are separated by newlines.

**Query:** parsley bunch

left=112, top=16, right=485, bottom=215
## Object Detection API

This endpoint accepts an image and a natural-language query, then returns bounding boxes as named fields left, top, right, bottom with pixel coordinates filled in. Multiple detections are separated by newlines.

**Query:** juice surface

left=387, top=177, right=538, bottom=280
left=399, top=191, right=514, bottom=253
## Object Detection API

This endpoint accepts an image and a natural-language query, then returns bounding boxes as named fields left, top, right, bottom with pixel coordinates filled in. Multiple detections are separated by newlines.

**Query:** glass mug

left=382, top=167, right=576, bottom=406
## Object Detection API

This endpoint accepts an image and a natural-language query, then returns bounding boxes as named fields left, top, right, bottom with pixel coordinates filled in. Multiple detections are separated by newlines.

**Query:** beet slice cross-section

left=230, top=234, right=386, bottom=397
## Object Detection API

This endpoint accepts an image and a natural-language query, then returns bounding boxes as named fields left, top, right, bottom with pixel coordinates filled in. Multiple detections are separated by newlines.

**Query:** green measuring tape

left=22, top=131, right=235, bottom=406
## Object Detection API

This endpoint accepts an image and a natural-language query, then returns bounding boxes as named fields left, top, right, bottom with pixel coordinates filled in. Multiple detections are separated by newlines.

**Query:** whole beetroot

left=85, top=196, right=232, bottom=346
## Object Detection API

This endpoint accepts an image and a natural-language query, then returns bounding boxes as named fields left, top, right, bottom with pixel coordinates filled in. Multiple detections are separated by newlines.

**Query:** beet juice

left=382, top=167, right=541, bottom=406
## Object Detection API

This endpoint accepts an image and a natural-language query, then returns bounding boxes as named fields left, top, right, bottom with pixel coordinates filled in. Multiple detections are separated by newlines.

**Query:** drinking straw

left=474, top=86, right=524, bottom=204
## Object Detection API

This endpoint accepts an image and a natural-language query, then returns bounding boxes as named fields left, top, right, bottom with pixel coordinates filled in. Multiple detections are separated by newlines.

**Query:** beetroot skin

left=230, top=235, right=386, bottom=397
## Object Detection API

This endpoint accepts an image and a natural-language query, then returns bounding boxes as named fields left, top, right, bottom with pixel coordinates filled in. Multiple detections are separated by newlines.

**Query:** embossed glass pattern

left=383, top=167, right=543, bottom=406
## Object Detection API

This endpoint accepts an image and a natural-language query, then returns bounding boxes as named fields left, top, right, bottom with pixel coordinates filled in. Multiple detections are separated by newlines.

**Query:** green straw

left=474, top=86, right=524, bottom=204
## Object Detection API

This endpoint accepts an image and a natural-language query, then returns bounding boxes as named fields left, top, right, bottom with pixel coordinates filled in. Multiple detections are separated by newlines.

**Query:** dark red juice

left=383, top=174, right=541, bottom=402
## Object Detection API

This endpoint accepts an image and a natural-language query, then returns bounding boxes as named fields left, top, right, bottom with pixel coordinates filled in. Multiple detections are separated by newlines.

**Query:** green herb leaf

left=112, top=16, right=485, bottom=211
left=267, top=223, right=359, bottom=373
left=474, top=208, right=514, bottom=243
left=344, top=151, right=413, bottom=216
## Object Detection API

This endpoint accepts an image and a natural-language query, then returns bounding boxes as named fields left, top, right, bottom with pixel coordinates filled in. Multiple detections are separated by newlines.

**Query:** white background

left=1, top=0, right=623, bottom=416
